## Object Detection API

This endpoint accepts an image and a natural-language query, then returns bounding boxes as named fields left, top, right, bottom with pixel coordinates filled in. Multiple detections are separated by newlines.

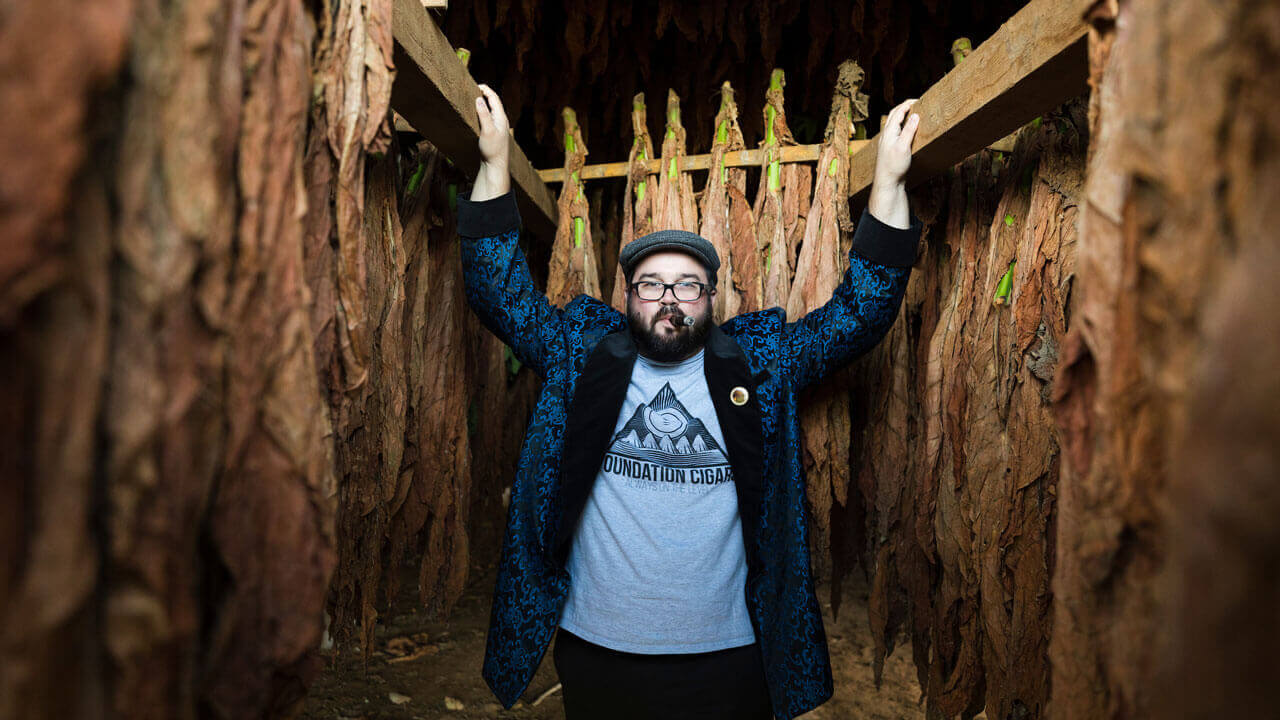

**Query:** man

left=460, top=84, right=921, bottom=719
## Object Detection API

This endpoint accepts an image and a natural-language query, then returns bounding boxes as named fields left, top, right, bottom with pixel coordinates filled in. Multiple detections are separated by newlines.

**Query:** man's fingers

left=884, top=101, right=910, bottom=137
left=477, top=84, right=507, bottom=123
left=888, top=99, right=919, bottom=134
left=475, top=96, right=493, bottom=132
left=898, top=112, right=920, bottom=147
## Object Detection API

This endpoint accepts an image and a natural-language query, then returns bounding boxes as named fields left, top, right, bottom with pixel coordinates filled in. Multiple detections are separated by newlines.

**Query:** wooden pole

left=538, top=142, right=870, bottom=184
left=390, top=0, right=558, bottom=240
left=846, top=0, right=1092, bottom=205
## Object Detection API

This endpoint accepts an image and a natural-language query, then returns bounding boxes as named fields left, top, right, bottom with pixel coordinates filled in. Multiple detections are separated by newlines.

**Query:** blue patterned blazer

left=458, top=191, right=919, bottom=719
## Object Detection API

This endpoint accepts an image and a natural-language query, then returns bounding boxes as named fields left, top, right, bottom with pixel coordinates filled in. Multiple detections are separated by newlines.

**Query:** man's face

left=625, top=251, right=715, bottom=362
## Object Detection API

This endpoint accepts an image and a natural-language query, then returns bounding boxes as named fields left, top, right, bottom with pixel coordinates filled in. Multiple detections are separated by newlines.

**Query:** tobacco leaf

left=1052, top=1, right=1280, bottom=717
left=324, top=0, right=395, bottom=392
left=754, top=70, right=797, bottom=309
left=0, top=0, right=131, bottom=322
left=0, top=0, right=130, bottom=716
left=612, top=94, right=659, bottom=311
left=786, top=61, right=864, bottom=586
left=848, top=103, right=1087, bottom=719
left=390, top=146, right=473, bottom=619
left=203, top=1, right=340, bottom=712
left=698, top=82, right=749, bottom=322
left=549, top=108, right=603, bottom=305
left=653, top=90, right=699, bottom=233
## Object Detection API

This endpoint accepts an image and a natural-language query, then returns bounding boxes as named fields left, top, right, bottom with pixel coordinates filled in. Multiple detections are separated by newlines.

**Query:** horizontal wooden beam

left=847, top=0, right=1092, bottom=205
left=390, top=0, right=557, bottom=240
left=539, top=141, right=871, bottom=184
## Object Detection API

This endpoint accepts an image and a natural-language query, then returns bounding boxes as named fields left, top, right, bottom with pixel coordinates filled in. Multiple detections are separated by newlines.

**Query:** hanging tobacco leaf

left=653, top=90, right=699, bottom=232
left=698, top=82, right=749, bottom=321
left=848, top=105, right=1087, bottom=719
left=549, top=107, right=603, bottom=305
left=754, top=69, right=796, bottom=308
left=785, top=60, right=866, bottom=586
left=388, top=144, right=473, bottom=622
left=613, top=93, right=659, bottom=311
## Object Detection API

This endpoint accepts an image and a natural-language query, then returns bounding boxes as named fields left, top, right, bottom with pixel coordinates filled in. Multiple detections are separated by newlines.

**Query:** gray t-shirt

left=559, top=348, right=756, bottom=653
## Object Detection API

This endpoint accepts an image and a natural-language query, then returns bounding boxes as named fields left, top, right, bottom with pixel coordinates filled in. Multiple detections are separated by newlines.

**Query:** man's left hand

left=867, top=98, right=919, bottom=229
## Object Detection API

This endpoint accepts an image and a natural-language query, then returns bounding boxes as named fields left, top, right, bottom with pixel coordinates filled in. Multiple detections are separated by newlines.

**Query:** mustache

left=654, top=306, right=694, bottom=326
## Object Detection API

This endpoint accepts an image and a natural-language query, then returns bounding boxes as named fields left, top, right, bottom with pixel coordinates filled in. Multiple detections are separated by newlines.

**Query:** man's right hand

left=471, top=84, right=512, bottom=201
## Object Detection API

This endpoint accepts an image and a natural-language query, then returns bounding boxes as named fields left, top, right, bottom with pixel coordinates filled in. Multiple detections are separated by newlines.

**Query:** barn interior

left=4, top=0, right=1279, bottom=719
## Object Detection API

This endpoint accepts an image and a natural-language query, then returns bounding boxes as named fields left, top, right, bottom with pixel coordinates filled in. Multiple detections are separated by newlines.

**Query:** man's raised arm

left=782, top=99, right=923, bottom=390
left=458, top=84, right=565, bottom=377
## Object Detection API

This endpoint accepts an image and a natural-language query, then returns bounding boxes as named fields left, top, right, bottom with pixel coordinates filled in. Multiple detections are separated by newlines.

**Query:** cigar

left=682, top=316, right=695, bottom=326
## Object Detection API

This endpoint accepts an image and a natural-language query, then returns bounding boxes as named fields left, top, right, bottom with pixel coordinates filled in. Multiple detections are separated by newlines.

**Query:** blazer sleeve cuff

left=850, top=207, right=922, bottom=268
left=458, top=190, right=522, bottom=238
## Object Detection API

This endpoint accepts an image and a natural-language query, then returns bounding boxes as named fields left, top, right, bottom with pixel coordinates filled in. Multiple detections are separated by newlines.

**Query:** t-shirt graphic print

left=603, top=382, right=735, bottom=491
left=559, top=349, right=756, bottom=654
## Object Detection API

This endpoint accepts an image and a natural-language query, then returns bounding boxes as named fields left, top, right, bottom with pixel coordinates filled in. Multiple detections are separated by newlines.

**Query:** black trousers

left=551, top=628, right=774, bottom=720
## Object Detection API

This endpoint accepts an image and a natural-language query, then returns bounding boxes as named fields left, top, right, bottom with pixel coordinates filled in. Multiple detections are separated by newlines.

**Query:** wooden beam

left=538, top=141, right=871, bottom=183
left=390, top=0, right=557, bottom=240
left=847, top=0, right=1092, bottom=205
left=420, top=0, right=447, bottom=8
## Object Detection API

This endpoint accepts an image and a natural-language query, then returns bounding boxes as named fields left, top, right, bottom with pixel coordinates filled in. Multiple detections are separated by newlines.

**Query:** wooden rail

left=847, top=0, right=1092, bottom=205
left=390, top=0, right=558, bottom=240
left=538, top=142, right=871, bottom=184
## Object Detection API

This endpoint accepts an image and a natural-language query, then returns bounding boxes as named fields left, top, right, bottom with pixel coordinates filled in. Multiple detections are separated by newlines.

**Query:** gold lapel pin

left=730, top=386, right=750, bottom=406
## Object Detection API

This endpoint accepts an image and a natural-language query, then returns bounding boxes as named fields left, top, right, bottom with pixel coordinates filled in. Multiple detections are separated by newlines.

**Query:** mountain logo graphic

left=608, top=383, right=726, bottom=465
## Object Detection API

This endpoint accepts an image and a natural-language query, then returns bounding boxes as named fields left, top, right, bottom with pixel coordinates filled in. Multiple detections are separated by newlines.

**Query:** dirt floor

left=302, top=562, right=946, bottom=720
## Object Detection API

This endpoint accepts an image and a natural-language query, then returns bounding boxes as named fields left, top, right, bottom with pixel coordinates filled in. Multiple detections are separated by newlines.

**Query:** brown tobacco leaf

left=391, top=147, right=474, bottom=620
left=726, top=183, right=762, bottom=313
left=754, top=69, right=797, bottom=309
left=786, top=60, right=865, bottom=585
left=0, top=0, right=132, bottom=322
left=324, top=0, right=395, bottom=392
left=1053, top=1, right=1280, bottom=718
left=100, top=0, right=246, bottom=716
left=781, top=163, right=812, bottom=278
left=612, top=94, right=659, bottom=311
left=652, top=90, right=699, bottom=233
left=325, top=149, right=410, bottom=658
left=466, top=327, right=541, bottom=563
left=549, top=108, right=603, bottom=305
left=847, top=105, right=1087, bottom=719
left=205, top=1, right=339, bottom=713
left=0, top=0, right=130, bottom=716
left=698, top=82, right=749, bottom=321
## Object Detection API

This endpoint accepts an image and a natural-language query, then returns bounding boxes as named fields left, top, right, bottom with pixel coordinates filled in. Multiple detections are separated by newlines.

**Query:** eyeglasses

left=629, top=281, right=714, bottom=302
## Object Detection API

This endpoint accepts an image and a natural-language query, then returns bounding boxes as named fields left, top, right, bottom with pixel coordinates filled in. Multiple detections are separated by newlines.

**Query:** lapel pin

left=730, top=386, right=750, bottom=406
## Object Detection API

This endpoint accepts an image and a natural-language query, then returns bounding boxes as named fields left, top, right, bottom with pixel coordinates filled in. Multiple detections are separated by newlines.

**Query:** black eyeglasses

left=629, top=281, right=714, bottom=302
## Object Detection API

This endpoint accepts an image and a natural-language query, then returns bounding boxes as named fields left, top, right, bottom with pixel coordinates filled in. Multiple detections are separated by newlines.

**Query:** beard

left=628, top=301, right=713, bottom=362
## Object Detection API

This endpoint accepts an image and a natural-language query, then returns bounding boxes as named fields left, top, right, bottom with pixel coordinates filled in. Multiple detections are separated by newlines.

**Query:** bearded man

left=459, top=83, right=921, bottom=720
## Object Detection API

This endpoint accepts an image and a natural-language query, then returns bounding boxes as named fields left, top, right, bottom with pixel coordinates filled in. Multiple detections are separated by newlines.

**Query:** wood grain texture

left=847, top=0, right=1091, bottom=205
left=538, top=143, right=862, bottom=183
left=390, top=0, right=557, bottom=240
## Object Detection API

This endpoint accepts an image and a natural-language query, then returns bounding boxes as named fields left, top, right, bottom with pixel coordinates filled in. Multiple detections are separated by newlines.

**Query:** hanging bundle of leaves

left=386, top=144, right=474, bottom=623
left=653, top=89, right=699, bottom=232
left=698, top=82, right=754, bottom=321
left=844, top=105, right=1087, bottom=719
left=754, top=69, right=798, bottom=308
left=548, top=107, right=603, bottom=305
left=612, top=93, right=659, bottom=310
left=325, top=0, right=395, bottom=392
left=785, top=60, right=868, bottom=583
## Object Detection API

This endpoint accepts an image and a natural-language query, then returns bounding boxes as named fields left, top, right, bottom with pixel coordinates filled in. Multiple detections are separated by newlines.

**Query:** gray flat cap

left=618, top=229, right=721, bottom=280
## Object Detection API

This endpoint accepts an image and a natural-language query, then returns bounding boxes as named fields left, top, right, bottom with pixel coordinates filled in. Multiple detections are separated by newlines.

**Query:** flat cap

left=618, top=229, right=721, bottom=280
